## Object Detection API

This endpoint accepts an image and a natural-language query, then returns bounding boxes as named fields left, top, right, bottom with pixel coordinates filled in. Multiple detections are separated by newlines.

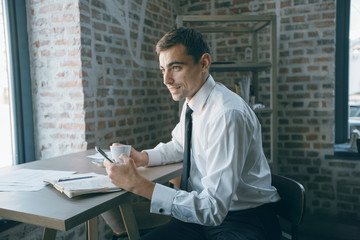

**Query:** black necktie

left=180, top=105, right=193, bottom=191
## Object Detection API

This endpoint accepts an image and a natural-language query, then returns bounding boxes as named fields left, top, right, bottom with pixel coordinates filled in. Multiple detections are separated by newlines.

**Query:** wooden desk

left=0, top=150, right=182, bottom=240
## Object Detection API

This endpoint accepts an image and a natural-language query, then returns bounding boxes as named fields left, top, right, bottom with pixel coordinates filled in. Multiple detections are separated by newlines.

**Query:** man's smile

left=167, top=85, right=181, bottom=93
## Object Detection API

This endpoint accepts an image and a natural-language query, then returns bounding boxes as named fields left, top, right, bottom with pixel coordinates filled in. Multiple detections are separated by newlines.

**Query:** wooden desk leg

left=42, top=227, right=57, bottom=240
left=85, top=217, right=99, bottom=240
left=119, top=202, right=140, bottom=240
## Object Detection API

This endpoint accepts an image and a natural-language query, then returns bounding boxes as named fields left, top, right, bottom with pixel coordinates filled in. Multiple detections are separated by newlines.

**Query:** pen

left=95, top=146, right=114, bottom=163
left=58, top=176, right=94, bottom=182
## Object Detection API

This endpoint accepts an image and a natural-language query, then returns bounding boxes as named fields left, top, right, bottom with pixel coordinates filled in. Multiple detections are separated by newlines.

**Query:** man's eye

left=172, top=66, right=181, bottom=71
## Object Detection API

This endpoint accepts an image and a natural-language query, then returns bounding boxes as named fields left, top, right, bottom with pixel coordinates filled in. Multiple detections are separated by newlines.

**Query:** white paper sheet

left=0, top=169, right=76, bottom=192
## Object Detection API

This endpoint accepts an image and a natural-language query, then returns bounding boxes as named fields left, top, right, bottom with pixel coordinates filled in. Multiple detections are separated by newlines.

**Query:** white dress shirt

left=145, top=75, right=280, bottom=226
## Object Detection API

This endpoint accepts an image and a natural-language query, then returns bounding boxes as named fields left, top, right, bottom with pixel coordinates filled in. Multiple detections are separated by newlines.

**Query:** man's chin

left=171, top=95, right=184, bottom=102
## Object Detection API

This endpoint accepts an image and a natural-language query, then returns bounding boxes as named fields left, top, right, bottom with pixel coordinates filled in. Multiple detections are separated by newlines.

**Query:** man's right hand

left=111, top=142, right=149, bottom=167
left=130, top=148, right=149, bottom=167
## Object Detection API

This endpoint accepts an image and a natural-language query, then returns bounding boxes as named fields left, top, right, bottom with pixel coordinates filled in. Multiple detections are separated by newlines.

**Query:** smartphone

left=95, top=146, right=114, bottom=163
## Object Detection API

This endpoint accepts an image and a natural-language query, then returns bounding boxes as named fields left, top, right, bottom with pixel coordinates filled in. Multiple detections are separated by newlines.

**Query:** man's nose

left=163, top=70, right=173, bottom=85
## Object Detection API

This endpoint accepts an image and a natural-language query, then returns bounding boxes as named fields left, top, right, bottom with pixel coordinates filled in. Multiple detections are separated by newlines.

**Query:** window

left=348, top=0, right=360, bottom=136
left=335, top=0, right=360, bottom=157
left=0, top=0, right=34, bottom=230
left=0, top=0, right=34, bottom=167
left=0, top=0, right=12, bottom=168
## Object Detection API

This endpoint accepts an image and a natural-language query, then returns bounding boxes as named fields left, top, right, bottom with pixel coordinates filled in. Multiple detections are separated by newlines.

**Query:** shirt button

left=159, top=208, right=164, bottom=213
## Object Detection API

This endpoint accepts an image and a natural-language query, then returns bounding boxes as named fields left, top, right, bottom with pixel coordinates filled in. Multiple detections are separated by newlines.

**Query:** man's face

left=159, top=44, right=204, bottom=102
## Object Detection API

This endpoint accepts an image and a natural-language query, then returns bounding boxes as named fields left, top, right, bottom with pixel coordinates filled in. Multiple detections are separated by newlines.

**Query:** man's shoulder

left=212, top=82, right=247, bottom=108
left=207, top=82, right=257, bottom=119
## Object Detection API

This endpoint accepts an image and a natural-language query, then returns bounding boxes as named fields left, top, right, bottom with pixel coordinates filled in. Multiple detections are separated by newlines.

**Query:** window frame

left=5, top=0, right=35, bottom=165
left=0, top=0, right=34, bottom=230
left=335, top=0, right=351, bottom=144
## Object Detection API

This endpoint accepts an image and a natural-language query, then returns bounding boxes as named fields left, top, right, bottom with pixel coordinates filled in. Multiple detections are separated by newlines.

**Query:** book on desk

left=44, top=172, right=122, bottom=198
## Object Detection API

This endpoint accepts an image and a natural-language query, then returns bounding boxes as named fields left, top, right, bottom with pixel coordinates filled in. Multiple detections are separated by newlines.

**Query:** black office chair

left=271, top=174, right=306, bottom=240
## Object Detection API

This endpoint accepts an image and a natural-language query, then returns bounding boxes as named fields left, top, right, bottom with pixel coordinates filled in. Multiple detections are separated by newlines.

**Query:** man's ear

left=200, top=53, right=211, bottom=72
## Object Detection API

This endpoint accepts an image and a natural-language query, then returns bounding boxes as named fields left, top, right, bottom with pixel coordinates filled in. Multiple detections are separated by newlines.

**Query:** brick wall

left=275, top=0, right=359, bottom=221
left=179, top=0, right=360, bottom=221
left=27, top=0, right=178, bottom=160
left=79, top=0, right=178, bottom=151
left=27, top=0, right=86, bottom=159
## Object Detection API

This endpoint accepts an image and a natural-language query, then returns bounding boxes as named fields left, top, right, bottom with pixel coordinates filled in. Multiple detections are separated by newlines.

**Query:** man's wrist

left=141, top=150, right=149, bottom=166
left=131, top=177, right=155, bottom=200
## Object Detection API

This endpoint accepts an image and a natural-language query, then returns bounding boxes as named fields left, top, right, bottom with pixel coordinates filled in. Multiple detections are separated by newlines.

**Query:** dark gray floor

left=296, top=215, right=360, bottom=240
left=114, top=214, right=360, bottom=240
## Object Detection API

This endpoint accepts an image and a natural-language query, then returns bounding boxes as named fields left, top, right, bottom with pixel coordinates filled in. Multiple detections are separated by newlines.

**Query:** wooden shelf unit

left=210, top=62, right=272, bottom=72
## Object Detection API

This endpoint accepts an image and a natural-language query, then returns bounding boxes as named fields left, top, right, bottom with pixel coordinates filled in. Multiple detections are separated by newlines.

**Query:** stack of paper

left=0, top=169, right=76, bottom=192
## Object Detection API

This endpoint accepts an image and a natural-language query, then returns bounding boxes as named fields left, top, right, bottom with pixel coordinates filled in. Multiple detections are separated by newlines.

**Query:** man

left=104, top=27, right=281, bottom=240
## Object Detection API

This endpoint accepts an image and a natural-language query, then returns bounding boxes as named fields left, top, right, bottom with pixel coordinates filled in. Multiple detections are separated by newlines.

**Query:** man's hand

left=129, top=148, right=150, bottom=167
left=111, top=142, right=149, bottom=167
left=104, top=154, right=155, bottom=200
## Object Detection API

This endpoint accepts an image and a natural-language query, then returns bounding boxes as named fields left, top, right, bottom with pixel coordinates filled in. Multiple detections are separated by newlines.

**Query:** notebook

left=44, top=172, right=122, bottom=198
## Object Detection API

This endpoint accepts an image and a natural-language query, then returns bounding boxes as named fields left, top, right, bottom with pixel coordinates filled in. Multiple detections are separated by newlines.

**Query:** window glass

left=0, top=0, right=13, bottom=168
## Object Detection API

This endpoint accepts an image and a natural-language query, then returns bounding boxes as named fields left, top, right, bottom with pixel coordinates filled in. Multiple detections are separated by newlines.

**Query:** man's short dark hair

left=156, top=27, right=211, bottom=64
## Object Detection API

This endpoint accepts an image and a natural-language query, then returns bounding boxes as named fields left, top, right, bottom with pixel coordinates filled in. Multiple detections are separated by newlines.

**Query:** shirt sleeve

left=145, top=140, right=183, bottom=166
left=145, top=109, right=186, bottom=166
left=150, top=183, right=177, bottom=215
left=151, top=110, right=257, bottom=226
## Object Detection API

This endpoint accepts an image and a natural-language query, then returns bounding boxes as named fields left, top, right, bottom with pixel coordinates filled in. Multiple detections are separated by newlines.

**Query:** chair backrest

left=271, top=174, right=306, bottom=240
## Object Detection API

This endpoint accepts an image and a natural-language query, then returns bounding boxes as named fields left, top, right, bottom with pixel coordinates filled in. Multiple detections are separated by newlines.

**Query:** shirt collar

left=187, top=75, right=216, bottom=114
